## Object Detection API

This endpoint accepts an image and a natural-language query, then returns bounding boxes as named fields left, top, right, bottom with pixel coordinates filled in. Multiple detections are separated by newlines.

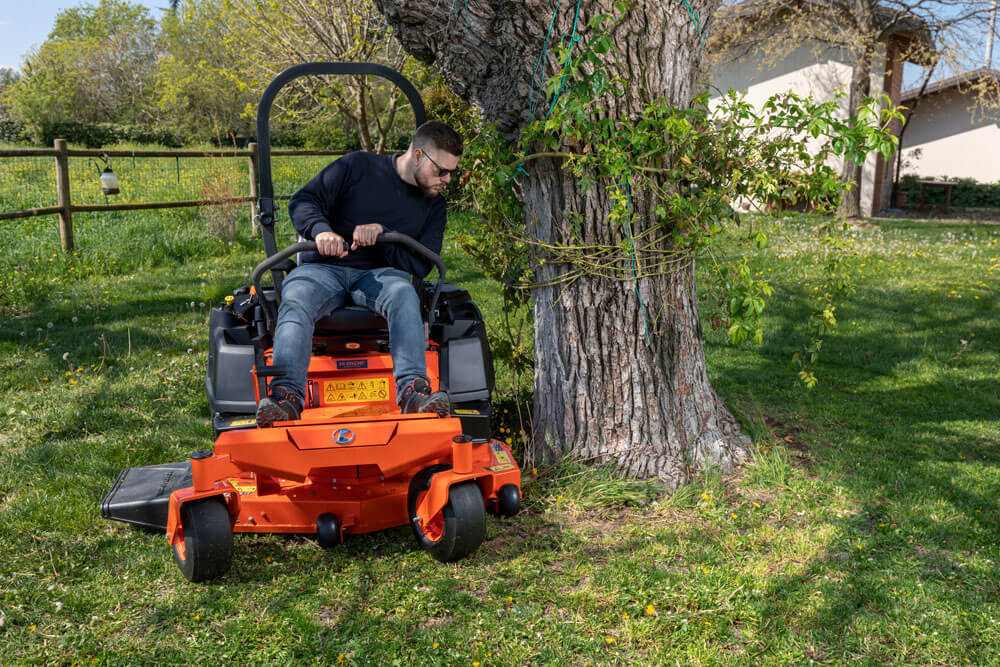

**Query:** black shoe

left=256, top=388, right=302, bottom=427
left=399, top=378, right=450, bottom=416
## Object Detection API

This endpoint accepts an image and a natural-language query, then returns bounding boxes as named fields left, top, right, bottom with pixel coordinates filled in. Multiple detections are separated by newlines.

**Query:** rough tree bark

left=375, top=0, right=750, bottom=486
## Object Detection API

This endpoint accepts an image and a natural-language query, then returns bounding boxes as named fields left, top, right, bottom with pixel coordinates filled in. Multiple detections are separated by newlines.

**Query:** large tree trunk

left=376, top=0, right=749, bottom=485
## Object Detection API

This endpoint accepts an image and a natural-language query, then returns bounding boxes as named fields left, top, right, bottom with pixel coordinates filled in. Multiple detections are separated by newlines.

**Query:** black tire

left=172, top=498, right=233, bottom=582
left=408, top=474, right=485, bottom=563
left=316, top=513, right=341, bottom=548
left=496, top=484, right=521, bottom=517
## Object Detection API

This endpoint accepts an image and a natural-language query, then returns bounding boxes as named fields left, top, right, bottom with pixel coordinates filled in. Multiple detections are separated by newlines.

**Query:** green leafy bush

left=899, top=175, right=1000, bottom=208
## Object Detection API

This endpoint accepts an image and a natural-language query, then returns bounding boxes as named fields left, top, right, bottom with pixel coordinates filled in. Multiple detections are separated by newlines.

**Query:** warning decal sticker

left=324, top=378, right=390, bottom=405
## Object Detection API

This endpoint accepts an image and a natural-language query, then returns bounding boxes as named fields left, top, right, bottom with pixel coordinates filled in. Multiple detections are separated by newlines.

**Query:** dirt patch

left=419, top=615, right=451, bottom=630
left=318, top=605, right=344, bottom=627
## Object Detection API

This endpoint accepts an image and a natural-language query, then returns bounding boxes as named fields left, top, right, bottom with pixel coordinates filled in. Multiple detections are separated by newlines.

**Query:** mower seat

left=314, top=305, right=388, bottom=334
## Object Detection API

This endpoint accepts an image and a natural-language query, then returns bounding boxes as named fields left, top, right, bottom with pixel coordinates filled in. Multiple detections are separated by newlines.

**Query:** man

left=256, top=120, right=463, bottom=427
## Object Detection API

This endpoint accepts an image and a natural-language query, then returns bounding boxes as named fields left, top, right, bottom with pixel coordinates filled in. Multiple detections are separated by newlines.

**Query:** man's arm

left=288, top=157, right=356, bottom=257
left=288, top=157, right=350, bottom=238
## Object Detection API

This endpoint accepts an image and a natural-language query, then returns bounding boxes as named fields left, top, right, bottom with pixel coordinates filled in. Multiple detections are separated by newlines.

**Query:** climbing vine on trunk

left=459, top=7, right=902, bottom=388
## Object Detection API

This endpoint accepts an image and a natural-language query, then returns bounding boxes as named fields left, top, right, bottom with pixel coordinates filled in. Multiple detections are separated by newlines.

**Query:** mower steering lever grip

left=250, top=233, right=446, bottom=331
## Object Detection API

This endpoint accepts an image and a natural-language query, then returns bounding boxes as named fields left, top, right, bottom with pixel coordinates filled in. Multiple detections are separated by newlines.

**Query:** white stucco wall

left=900, top=87, right=1000, bottom=182
left=709, top=42, right=888, bottom=214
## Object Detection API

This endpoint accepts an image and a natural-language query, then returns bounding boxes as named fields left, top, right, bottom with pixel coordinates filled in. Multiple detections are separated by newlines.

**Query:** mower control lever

left=250, top=232, right=447, bottom=331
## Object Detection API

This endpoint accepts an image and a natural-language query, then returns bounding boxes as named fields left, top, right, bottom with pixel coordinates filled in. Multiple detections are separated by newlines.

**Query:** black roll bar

left=255, top=63, right=427, bottom=262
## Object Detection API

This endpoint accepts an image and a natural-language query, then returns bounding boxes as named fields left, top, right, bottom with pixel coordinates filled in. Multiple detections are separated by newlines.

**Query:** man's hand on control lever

left=351, top=223, right=384, bottom=250
left=314, top=231, right=348, bottom=257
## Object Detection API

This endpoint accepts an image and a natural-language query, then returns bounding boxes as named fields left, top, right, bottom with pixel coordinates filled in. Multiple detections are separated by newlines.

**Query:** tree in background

left=2, top=0, right=160, bottom=143
left=0, top=68, right=24, bottom=143
left=710, top=0, right=1000, bottom=217
left=157, top=1, right=256, bottom=144
left=200, top=0, right=431, bottom=151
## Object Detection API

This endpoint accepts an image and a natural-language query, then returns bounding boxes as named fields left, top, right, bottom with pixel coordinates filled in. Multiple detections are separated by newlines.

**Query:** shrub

left=899, top=175, right=1000, bottom=208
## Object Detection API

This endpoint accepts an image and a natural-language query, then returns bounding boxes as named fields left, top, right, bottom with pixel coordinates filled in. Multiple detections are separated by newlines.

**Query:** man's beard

left=414, top=170, right=441, bottom=197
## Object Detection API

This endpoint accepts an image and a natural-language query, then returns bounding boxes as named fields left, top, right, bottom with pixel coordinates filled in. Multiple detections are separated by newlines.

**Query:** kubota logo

left=332, top=428, right=355, bottom=444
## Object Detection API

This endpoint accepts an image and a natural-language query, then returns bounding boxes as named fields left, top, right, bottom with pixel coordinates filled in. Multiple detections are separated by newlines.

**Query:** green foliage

left=710, top=257, right=774, bottom=346
left=48, top=0, right=154, bottom=41
left=3, top=0, right=160, bottom=144
left=2, top=0, right=434, bottom=147
left=791, top=222, right=859, bottom=388
left=156, top=1, right=255, bottom=144
left=900, top=175, right=1000, bottom=209
left=460, top=6, right=903, bottom=387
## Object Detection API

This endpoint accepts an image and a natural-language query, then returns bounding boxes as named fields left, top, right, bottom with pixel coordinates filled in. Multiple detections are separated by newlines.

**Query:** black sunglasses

left=419, top=148, right=459, bottom=178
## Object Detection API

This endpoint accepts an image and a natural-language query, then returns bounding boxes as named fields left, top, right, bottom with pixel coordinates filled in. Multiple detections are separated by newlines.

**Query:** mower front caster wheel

left=496, top=484, right=521, bottom=517
left=316, top=513, right=341, bottom=548
left=409, top=471, right=485, bottom=563
left=172, top=498, right=233, bottom=582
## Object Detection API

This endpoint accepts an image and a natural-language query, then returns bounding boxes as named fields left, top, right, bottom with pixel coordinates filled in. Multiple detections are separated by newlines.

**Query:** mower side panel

left=206, top=308, right=256, bottom=414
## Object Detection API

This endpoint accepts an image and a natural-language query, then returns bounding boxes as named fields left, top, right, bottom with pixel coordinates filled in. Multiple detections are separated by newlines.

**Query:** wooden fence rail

left=0, top=139, right=348, bottom=252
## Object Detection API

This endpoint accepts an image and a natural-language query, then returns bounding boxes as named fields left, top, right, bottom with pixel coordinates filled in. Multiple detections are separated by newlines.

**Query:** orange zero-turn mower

left=99, top=63, right=522, bottom=582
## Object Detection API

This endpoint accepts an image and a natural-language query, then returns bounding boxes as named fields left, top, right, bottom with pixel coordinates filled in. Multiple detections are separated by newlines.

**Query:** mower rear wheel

left=409, top=474, right=485, bottom=562
left=172, top=498, right=233, bottom=582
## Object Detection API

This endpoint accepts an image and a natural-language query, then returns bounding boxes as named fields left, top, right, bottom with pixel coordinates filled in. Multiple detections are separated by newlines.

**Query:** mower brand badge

left=332, top=428, right=355, bottom=444
left=337, top=360, right=368, bottom=370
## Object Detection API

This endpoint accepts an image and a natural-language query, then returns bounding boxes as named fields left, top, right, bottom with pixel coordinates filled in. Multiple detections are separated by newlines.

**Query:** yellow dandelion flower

left=645, top=605, right=656, bottom=616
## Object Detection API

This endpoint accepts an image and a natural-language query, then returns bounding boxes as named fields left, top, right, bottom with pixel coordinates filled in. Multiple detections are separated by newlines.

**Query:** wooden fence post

left=248, top=142, right=260, bottom=237
left=54, top=138, right=73, bottom=252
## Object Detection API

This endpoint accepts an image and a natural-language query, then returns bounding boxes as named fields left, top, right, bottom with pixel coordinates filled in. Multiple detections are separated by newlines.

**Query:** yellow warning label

left=324, top=378, right=390, bottom=404
left=493, top=449, right=512, bottom=466
left=229, top=418, right=256, bottom=427
left=453, top=409, right=481, bottom=415
left=229, top=478, right=255, bottom=495
left=487, top=463, right=515, bottom=472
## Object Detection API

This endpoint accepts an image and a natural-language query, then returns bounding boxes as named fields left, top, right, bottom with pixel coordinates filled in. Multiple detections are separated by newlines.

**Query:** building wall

left=900, top=87, right=1000, bottom=182
left=710, top=42, right=888, bottom=215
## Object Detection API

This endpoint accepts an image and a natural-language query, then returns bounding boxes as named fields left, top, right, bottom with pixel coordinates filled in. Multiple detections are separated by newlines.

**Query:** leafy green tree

left=0, top=67, right=25, bottom=143
left=199, top=0, right=431, bottom=151
left=2, top=0, right=160, bottom=142
left=157, top=1, right=255, bottom=143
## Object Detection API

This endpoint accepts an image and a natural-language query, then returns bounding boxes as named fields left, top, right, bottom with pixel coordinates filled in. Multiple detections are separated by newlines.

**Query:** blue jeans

left=268, top=263, right=427, bottom=406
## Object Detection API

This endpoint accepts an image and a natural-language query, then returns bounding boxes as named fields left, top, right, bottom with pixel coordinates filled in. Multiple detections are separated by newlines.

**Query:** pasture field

left=0, top=182, right=998, bottom=663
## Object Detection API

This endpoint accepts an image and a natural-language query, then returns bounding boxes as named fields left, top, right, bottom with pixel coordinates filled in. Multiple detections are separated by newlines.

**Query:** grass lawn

left=0, top=204, right=998, bottom=663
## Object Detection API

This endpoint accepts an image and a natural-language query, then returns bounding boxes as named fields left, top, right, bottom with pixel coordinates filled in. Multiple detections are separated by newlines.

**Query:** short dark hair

left=412, top=120, right=463, bottom=157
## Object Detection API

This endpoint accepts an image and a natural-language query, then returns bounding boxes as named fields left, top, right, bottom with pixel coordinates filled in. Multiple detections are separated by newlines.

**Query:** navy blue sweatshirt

left=287, top=151, right=447, bottom=278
